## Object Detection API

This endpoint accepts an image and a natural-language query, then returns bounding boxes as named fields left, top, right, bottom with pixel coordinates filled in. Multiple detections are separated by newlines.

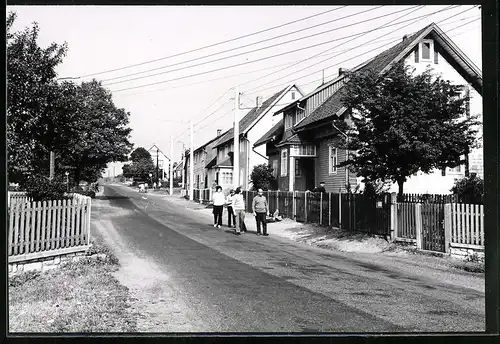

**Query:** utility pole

left=190, top=120, right=194, bottom=200
left=170, top=135, right=173, bottom=195
left=464, top=87, right=470, bottom=177
left=156, top=147, right=159, bottom=184
left=233, top=86, right=240, bottom=189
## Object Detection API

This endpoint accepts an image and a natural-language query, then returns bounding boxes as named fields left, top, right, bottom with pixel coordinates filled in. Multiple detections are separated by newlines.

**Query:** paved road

left=92, top=184, right=484, bottom=332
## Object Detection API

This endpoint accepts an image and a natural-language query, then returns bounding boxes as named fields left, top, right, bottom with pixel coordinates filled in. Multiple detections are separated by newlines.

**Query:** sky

left=8, top=5, right=482, bottom=165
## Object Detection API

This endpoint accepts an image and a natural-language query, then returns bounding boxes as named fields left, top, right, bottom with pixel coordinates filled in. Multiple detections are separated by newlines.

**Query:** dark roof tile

left=254, top=119, right=284, bottom=147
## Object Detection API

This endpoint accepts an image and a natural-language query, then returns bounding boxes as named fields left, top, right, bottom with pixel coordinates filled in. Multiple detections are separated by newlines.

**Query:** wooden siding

left=315, top=136, right=357, bottom=192
left=305, top=80, right=343, bottom=117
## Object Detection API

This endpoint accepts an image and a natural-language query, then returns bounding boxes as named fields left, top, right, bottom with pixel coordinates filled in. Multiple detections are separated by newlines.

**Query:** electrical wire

left=247, top=18, right=480, bottom=99
left=101, top=6, right=381, bottom=84
left=109, top=6, right=463, bottom=93
left=242, top=5, right=427, bottom=93
left=244, top=7, right=479, bottom=96
left=78, top=7, right=345, bottom=79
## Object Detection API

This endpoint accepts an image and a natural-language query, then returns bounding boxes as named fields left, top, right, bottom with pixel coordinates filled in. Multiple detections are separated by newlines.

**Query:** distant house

left=255, top=23, right=482, bottom=194
left=209, top=84, right=304, bottom=191
left=173, top=161, right=184, bottom=180
left=184, top=130, right=225, bottom=191
left=148, top=144, right=170, bottom=180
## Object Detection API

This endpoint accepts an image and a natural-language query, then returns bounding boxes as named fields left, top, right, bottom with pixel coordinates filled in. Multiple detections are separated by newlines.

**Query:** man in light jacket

left=232, top=187, right=246, bottom=235
left=226, top=189, right=236, bottom=228
left=252, top=188, right=269, bottom=236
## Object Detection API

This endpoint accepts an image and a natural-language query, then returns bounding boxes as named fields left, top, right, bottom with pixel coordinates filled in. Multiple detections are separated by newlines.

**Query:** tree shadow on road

left=95, top=195, right=130, bottom=200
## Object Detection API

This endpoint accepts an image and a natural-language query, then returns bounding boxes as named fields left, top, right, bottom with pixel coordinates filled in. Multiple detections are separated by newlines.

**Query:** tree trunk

left=74, top=167, right=81, bottom=188
left=397, top=178, right=405, bottom=201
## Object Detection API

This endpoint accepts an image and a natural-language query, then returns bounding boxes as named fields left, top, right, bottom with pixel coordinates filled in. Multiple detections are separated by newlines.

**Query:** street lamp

left=65, top=171, right=69, bottom=193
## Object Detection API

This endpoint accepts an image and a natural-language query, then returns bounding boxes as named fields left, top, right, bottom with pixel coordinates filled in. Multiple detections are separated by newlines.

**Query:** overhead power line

left=109, top=6, right=461, bottom=94
left=78, top=7, right=345, bottom=79
left=242, top=4, right=427, bottom=92
left=245, top=16, right=481, bottom=97
left=101, top=6, right=379, bottom=84
left=244, top=5, right=476, bottom=95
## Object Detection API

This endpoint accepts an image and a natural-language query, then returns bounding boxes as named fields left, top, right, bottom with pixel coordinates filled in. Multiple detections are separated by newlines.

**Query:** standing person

left=252, top=188, right=269, bottom=236
left=212, top=185, right=225, bottom=228
left=232, top=187, right=246, bottom=235
left=226, top=189, right=236, bottom=228
left=313, top=181, right=327, bottom=193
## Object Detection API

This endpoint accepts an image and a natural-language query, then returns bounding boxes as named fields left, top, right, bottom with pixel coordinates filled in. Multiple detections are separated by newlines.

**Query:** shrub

left=23, top=175, right=70, bottom=202
left=450, top=174, right=484, bottom=204
left=72, top=189, right=96, bottom=198
left=250, top=164, right=276, bottom=191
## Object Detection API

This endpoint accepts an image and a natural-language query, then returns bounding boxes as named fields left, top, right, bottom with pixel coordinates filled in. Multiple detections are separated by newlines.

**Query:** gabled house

left=184, top=130, right=224, bottom=191
left=255, top=23, right=482, bottom=194
left=209, top=84, right=304, bottom=191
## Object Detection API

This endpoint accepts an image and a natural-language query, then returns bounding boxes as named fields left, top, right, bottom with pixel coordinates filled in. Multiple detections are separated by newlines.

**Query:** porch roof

left=254, top=119, right=283, bottom=147
left=214, top=157, right=233, bottom=168
left=205, top=156, right=217, bottom=169
left=276, top=133, right=312, bottom=147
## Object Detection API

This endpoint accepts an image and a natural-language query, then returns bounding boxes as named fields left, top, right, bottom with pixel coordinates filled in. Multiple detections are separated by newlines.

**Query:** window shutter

left=434, top=48, right=438, bottom=64
left=414, top=46, right=419, bottom=63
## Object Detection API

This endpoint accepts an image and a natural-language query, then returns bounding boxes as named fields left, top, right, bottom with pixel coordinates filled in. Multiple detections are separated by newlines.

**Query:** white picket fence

left=8, top=193, right=92, bottom=263
left=449, top=203, right=484, bottom=247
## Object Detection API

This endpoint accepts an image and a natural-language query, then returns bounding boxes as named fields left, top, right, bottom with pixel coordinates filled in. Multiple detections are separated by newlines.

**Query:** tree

left=55, top=80, right=133, bottom=185
left=122, top=147, right=155, bottom=181
left=7, top=11, right=69, bottom=182
left=337, top=62, right=480, bottom=198
left=250, top=164, right=276, bottom=191
left=450, top=174, right=484, bottom=204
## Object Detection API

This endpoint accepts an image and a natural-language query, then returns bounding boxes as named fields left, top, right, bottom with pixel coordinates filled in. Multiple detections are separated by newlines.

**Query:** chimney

left=339, top=68, right=349, bottom=76
left=256, top=96, right=263, bottom=108
left=217, top=129, right=222, bottom=137
left=402, top=34, right=408, bottom=41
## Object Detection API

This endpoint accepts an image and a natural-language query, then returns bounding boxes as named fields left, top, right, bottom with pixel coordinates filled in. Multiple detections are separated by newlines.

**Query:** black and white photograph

left=7, top=4, right=492, bottom=334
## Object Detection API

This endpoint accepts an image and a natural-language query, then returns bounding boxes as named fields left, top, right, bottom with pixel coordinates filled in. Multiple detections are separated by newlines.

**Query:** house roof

left=254, top=119, right=284, bottom=147
left=205, top=156, right=217, bottom=169
left=276, top=133, right=313, bottom=147
left=294, top=22, right=482, bottom=132
left=215, top=157, right=233, bottom=168
left=212, top=85, right=292, bottom=148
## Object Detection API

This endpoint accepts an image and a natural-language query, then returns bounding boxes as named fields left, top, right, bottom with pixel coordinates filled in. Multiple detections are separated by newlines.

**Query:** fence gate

left=421, top=203, right=446, bottom=252
left=306, top=193, right=321, bottom=224
left=295, top=192, right=306, bottom=222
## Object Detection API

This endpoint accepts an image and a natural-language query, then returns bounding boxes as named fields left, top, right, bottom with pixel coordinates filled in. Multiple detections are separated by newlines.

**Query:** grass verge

left=9, top=240, right=137, bottom=333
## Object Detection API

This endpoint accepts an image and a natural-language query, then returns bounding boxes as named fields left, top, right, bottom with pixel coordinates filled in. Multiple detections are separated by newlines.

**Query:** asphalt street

left=91, top=184, right=485, bottom=332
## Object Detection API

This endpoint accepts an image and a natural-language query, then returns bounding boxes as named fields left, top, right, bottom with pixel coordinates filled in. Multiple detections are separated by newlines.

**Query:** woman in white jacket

left=232, top=187, right=246, bottom=235
left=212, top=185, right=225, bottom=228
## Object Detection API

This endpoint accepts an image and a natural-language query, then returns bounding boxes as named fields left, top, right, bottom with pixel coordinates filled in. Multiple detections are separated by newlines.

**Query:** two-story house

left=209, top=84, right=304, bottom=191
left=255, top=23, right=482, bottom=194
left=184, top=130, right=224, bottom=191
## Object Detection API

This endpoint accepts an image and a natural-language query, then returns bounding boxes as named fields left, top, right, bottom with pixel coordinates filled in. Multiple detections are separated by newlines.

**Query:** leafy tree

left=337, top=62, right=479, bottom=197
left=122, top=147, right=155, bottom=181
left=250, top=164, right=276, bottom=191
left=450, top=174, right=484, bottom=204
left=24, top=175, right=70, bottom=202
left=7, top=11, right=68, bottom=182
left=55, top=80, right=133, bottom=185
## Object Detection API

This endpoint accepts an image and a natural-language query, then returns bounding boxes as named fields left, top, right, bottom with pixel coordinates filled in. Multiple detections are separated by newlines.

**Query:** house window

left=449, top=165, right=462, bottom=173
left=271, top=160, right=278, bottom=178
left=295, top=159, right=302, bottom=177
left=329, top=145, right=338, bottom=174
left=291, top=91, right=296, bottom=100
left=281, top=149, right=288, bottom=177
left=221, top=171, right=233, bottom=185
left=420, top=39, right=433, bottom=62
left=290, top=144, right=316, bottom=157
left=285, top=113, right=293, bottom=129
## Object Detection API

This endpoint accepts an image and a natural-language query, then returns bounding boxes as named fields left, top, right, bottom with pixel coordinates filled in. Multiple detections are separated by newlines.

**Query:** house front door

left=304, top=159, right=315, bottom=191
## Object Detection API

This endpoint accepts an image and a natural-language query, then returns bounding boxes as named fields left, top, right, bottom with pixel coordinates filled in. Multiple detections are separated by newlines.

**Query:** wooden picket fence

left=449, top=203, right=484, bottom=246
left=193, top=188, right=212, bottom=203
left=8, top=193, right=92, bottom=263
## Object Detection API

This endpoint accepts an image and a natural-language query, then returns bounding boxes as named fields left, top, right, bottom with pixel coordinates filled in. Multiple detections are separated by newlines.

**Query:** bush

left=250, top=164, right=276, bottom=191
left=450, top=174, right=484, bottom=204
left=23, top=175, right=70, bottom=202
left=73, top=190, right=96, bottom=198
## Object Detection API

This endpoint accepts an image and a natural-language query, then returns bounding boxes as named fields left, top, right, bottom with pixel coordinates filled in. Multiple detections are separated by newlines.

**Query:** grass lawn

left=9, top=242, right=137, bottom=333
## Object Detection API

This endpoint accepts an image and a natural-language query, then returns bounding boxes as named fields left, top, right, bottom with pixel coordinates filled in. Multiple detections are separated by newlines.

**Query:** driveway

left=90, top=184, right=485, bottom=332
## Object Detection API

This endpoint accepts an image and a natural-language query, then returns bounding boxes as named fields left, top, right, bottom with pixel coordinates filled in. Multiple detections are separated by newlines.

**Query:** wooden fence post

left=304, top=191, right=308, bottom=223
left=328, top=193, right=332, bottom=227
left=276, top=191, right=279, bottom=214
left=87, top=197, right=92, bottom=245
left=319, top=192, right=323, bottom=225
left=415, top=203, right=423, bottom=250
left=293, top=191, right=296, bottom=220
left=444, top=203, right=452, bottom=254
left=390, top=192, right=398, bottom=241
left=338, top=188, right=342, bottom=230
